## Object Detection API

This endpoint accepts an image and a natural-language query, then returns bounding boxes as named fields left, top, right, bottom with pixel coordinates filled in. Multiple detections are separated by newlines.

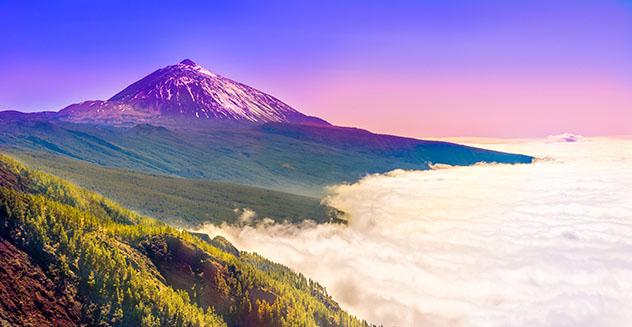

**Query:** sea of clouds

left=196, top=137, right=632, bottom=326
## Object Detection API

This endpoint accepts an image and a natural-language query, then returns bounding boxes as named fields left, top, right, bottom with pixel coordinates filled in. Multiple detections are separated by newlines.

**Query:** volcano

left=58, top=59, right=329, bottom=126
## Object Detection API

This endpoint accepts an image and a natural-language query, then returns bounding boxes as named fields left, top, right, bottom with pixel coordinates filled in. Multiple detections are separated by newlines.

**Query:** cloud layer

left=196, top=138, right=632, bottom=326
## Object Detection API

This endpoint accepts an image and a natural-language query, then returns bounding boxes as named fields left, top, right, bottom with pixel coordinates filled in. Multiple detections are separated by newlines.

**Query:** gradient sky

left=1, top=0, right=631, bottom=137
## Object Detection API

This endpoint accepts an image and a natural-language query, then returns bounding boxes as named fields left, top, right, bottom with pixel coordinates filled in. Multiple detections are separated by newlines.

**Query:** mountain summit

left=58, top=59, right=329, bottom=126
left=179, top=58, right=197, bottom=66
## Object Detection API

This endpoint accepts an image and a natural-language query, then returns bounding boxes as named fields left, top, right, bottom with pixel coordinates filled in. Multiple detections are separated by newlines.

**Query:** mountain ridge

left=0, top=119, right=533, bottom=197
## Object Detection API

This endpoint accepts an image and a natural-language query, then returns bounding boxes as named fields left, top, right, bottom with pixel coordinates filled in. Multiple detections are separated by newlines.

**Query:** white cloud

left=234, top=207, right=257, bottom=225
left=196, top=138, right=632, bottom=327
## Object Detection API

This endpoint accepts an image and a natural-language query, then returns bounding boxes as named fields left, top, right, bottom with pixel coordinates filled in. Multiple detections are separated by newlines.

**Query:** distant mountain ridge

left=56, top=59, right=329, bottom=126
left=0, top=119, right=533, bottom=197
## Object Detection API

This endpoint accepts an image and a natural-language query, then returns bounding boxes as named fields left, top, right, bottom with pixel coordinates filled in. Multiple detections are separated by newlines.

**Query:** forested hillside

left=0, top=154, right=370, bottom=326
left=11, top=152, right=339, bottom=226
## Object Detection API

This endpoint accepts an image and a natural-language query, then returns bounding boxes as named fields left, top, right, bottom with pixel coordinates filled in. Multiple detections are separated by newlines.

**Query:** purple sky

left=1, top=0, right=631, bottom=137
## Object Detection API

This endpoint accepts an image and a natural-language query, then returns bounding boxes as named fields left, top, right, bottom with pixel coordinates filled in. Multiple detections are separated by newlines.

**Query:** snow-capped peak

left=58, top=59, right=329, bottom=126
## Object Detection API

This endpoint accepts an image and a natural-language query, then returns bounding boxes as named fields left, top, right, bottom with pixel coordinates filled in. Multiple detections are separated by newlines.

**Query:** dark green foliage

left=11, top=152, right=340, bottom=226
left=0, top=154, right=371, bottom=327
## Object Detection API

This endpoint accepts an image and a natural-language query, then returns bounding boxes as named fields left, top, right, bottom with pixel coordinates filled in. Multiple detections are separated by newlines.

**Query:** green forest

left=0, top=154, right=372, bottom=326
left=12, top=151, right=341, bottom=226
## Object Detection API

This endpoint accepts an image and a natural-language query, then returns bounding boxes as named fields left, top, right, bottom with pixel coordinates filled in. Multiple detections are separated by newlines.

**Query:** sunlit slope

left=11, top=152, right=338, bottom=226
left=0, top=154, right=370, bottom=326
left=0, top=119, right=533, bottom=196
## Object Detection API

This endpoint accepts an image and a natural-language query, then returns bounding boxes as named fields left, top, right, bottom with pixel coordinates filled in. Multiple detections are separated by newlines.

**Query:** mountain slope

left=0, top=154, right=370, bottom=326
left=258, top=122, right=532, bottom=163
left=12, top=152, right=340, bottom=226
left=0, top=238, right=82, bottom=326
left=0, top=120, right=533, bottom=196
left=57, top=59, right=328, bottom=126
